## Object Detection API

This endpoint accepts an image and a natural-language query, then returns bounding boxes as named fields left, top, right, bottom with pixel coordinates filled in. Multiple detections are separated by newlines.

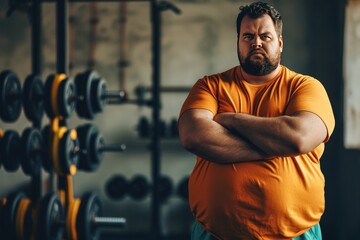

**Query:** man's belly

left=188, top=156, right=325, bottom=240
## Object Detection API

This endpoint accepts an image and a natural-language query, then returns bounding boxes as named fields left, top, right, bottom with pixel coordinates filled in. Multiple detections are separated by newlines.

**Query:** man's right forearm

left=178, top=109, right=270, bottom=164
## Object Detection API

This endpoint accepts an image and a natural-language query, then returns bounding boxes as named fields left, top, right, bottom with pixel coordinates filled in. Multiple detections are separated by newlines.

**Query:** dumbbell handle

left=99, top=144, right=126, bottom=152
left=102, top=90, right=126, bottom=101
left=93, top=216, right=126, bottom=229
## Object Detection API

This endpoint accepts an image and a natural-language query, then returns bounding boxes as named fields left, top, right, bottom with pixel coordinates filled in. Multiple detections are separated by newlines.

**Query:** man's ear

left=279, top=35, right=283, bottom=52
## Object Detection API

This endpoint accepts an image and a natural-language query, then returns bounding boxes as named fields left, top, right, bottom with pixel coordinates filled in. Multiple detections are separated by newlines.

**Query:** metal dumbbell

left=0, top=70, right=22, bottom=122
left=76, top=123, right=126, bottom=172
left=20, top=127, right=43, bottom=176
left=37, top=192, right=126, bottom=240
left=41, top=124, right=80, bottom=176
left=105, top=174, right=174, bottom=203
left=0, top=129, right=21, bottom=172
left=0, top=192, right=33, bottom=240
left=74, top=70, right=150, bottom=120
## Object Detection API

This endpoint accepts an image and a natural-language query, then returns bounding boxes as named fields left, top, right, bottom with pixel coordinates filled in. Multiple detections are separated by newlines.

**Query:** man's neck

left=241, top=65, right=281, bottom=85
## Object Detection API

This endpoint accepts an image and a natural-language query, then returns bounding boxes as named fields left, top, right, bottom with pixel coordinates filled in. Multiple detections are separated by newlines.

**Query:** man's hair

left=236, top=1, right=282, bottom=37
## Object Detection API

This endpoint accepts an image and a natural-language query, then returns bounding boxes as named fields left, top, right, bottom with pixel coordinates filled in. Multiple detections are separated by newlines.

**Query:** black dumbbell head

left=76, top=192, right=102, bottom=240
left=21, top=127, right=43, bottom=176
left=0, top=70, right=22, bottom=122
left=0, top=130, right=21, bottom=172
left=23, top=74, right=44, bottom=123
left=74, top=71, right=97, bottom=120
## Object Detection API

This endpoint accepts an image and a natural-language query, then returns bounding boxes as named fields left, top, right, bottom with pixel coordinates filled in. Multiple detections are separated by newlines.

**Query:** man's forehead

left=240, top=15, right=276, bottom=34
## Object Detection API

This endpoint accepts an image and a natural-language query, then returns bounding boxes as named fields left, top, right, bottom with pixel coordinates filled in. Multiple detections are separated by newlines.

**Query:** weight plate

left=16, top=198, right=32, bottom=240
left=90, top=78, right=107, bottom=113
left=76, top=124, right=99, bottom=172
left=89, top=133, right=104, bottom=172
left=0, top=70, right=22, bottom=122
left=37, top=193, right=64, bottom=240
left=1, top=192, right=26, bottom=239
left=57, top=78, right=76, bottom=118
left=41, top=125, right=52, bottom=172
left=177, top=176, right=189, bottom=201
left=59, top=130, right=79, bottom=175
left=0, top=130, right=21, bottom=172
left=76, top=192, right=102, bottom=240
left=137, top=117, right=150, bottom=138
left=44, top=75, right=56, bottom=118
left=158, top=175, right=174, bottom=203
left=21, top=127, right=43, bottom=175
left=105, top=175, right=128, bottom=200
left=74, top=71, right=95, bottom=119
left=129, top=175, right=149, bottom=200
left=23, top=74, right=44, bottom=123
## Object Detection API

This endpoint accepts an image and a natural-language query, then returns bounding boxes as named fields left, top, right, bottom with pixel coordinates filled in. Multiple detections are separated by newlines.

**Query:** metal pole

left=150, top=0, right=161, bottom=239
left=56, top=0, right=68, bottom=74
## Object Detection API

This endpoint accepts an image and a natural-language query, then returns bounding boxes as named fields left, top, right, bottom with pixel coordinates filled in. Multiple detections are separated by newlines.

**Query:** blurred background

left=0, top=0, right=355, bottom=239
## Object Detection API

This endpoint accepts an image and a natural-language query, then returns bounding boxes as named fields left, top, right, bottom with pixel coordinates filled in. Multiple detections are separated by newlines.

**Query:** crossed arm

left=178, top=109, right=327, bottom=164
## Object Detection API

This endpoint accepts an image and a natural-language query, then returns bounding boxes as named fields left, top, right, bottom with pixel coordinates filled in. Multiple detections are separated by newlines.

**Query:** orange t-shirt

left=179, top=65, right=335, bottom=240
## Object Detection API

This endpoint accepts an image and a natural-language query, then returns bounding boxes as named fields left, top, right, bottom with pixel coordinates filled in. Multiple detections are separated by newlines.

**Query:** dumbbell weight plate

left=23, top=74, right=44, bottom=123
left=90, top=78, right=107, bottom=113
left=37, top=193, right=64, bottom=240
left=76, top=124, right=99, bottom=172
left=21, top=127, right=43, bottom=175
left=0, top=130, right=21, bottom=172
left=57, top=78, right=76, bottom=118
left=44, top=74, right=56, bottom=118
left=1, top=192, right=26, bottom=239
left=59, top=130, right=79, bottom=175
left=41, top=125, right=53, bottom=172
left=177, top=176, right=189, bottom=201
left=76, top=192, right=102, bottom=240
left=105, top=175, right=129, bottom=200
left=74, top=71, right=95, bottom=119
left=15, top=198, right=32, bottom=240
left=0, top=70, right=22, bottom=122
left=158, top=175, right=174, bottom=203
left=129, top=175, right=149, bottom=200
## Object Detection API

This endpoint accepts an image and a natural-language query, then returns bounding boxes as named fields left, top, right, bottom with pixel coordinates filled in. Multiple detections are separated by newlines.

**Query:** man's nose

left=251, top=37, right=262, bottom=48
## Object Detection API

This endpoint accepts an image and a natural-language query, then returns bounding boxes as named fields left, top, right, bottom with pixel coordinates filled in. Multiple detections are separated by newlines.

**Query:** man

left=178, top=1, right=335, bottom=240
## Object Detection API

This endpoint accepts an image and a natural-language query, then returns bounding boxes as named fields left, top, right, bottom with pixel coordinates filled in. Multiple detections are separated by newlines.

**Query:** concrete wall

left=0, top=0, right=350, bottom=238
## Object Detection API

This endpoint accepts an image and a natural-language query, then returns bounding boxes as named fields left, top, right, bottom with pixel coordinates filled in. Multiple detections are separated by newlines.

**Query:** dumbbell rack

left=54, top=0, right=180, bottom=240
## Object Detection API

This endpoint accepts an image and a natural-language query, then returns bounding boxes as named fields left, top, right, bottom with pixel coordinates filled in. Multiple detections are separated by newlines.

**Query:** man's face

left=237, top=14, right=283, bottom=76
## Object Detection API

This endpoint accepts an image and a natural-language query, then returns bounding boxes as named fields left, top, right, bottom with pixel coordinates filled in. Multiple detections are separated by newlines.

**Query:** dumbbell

left=37, top=192, right=126, bottom=240
left=22, top=74, right=44, bottom=123
left=19, top=127, right=44, bottom=176
left=76, top=123, right=126, bottom=172
left=41, top=124, right=80, bottom=176
left=137, top=117, right=178, bottom=138
left=105, top=174, right=174, bottom=203
left=0, top=70, right=22, bottom=122
left=177, top=175, right=189, bottom=201
left=0, top=129, right=21, bottom=172
left=74, top=70, right=149, bottom=120
left=0, top=192, right=33, bottom=240
left=43, top=73, right=77, bottom=119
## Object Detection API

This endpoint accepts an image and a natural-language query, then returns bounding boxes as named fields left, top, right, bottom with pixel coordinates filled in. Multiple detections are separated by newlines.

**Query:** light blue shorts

left=191, top=220, right=322, bottom=240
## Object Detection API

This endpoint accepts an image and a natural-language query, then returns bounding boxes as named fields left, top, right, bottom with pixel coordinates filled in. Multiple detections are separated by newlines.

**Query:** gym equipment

left=0, top=129, right=21, bottom=172
left=20, top=127, right=43, bottom=175
left=1, top=192, right=32, bottom=240
left=76, top=123, right=126, bottom=172
left=105, top=174, right=173, bottom=203
left=22, top=74, right=44, bottom=123
left=37, top=192, right=126, bottom=240
left=176, top=176, right=189, bottom=201
left=137, top=117, right=177, bottom=138
left=44, top=73, right=77, bottom=119
left=0, top=70, right=22, bottom=122
left=74, top=69, right=149, bottom=120
left=41, top=123, right=80, bottom=175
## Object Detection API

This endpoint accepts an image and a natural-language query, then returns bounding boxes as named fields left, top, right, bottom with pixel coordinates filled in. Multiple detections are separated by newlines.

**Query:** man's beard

left=239, top=50, right=280, bottom=76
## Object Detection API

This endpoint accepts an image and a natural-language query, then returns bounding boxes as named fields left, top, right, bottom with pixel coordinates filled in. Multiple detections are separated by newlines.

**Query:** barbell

left=37, top=192, right=126, bottom=240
